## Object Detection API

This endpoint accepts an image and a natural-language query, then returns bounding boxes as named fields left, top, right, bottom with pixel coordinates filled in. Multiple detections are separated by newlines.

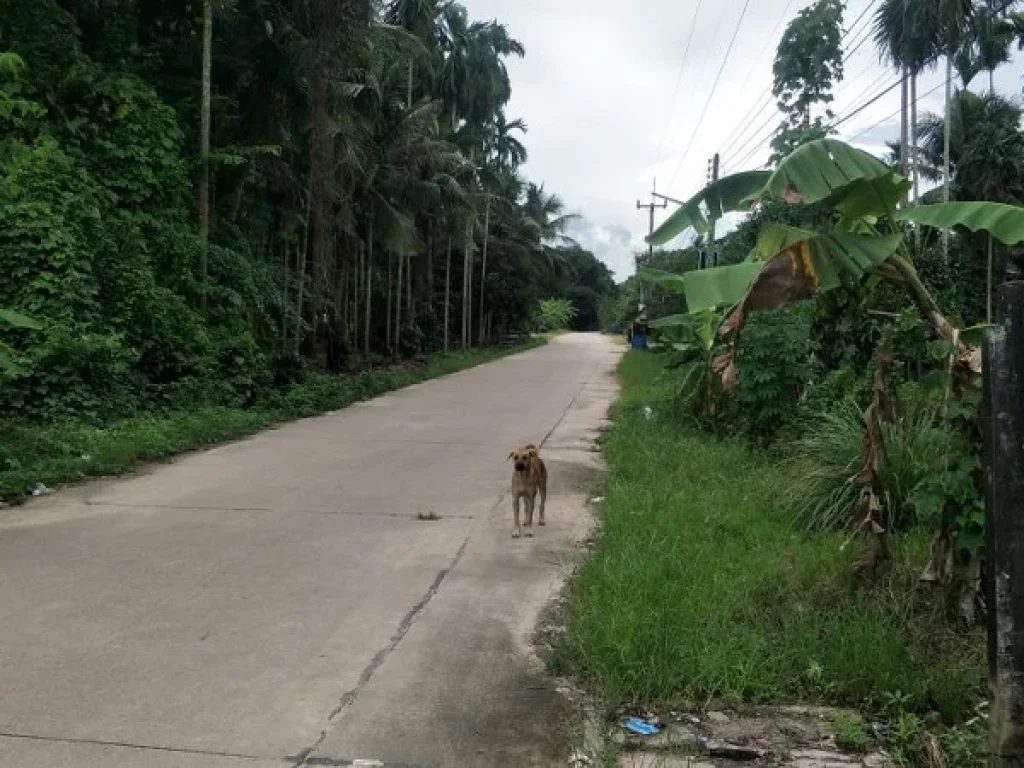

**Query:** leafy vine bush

left=0, top=24, right=268, bottom=423
left=728, top=304, right=816, bottom=444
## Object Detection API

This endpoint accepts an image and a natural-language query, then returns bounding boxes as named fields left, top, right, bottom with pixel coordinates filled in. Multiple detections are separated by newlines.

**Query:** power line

left=654, top=0, right=706, bottom=168
left=832, top=68, right=891, bottom=116
left=846, top=77, right=949, bottom=142
left=721, top=107, right=780, bottom=173
left=666, top=0, right=754, bottom=190
left=716, top=0, right=800, bottom=153
left=718, top=0, right=877, bottom=167
left=829, top=76, right=902, bottom=130
left=723, top=72, right=900, bottom=172
left=721, top=51, right=883, bottom=170
left=840, top=0, right=878, bottom=64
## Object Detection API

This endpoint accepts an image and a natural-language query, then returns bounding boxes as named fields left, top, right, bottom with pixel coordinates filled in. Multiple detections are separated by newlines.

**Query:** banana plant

left=648, top=308, right=725, bottom=421
left=644, top=137, right=1024, bottom=594
left=645, top=139, right=1024, bottom=389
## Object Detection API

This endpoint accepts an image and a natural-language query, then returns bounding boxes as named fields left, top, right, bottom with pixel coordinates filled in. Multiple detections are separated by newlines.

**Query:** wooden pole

left=985, top=280, right=1024, bottom=765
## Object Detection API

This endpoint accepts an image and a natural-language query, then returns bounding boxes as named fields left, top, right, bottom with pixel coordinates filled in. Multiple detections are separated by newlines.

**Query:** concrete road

left=0, top=334, right=620, bottom=767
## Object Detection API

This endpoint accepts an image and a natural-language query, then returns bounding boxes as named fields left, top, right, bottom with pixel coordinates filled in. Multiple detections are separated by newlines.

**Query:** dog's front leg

left=524, top=493, right=534, bottom=537
left=512, top=494, right=521, bottom=538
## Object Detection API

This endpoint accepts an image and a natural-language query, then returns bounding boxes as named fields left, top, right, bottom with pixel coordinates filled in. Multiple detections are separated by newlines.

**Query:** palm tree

left=486, top=112, right=528, bottom=171
left=476, top=114, right=527, bottom=342
left=917, top=90, right=1024, bottom=318
left=873, top=0, right=942, bottom=205
left=385, top=0, right=439, bottom=106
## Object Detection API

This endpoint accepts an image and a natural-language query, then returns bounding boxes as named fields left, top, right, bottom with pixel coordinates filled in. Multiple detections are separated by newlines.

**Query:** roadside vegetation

left=561, top=354, right=984, bottom=748
left=0, top=341, right=541, bottom=500
left=574, top=1, right=1024, bottom=764
left=0, top=1, right=617, bottom=499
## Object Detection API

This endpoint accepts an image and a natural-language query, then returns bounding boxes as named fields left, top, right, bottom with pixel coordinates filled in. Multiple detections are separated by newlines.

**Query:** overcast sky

left=461, top=0, right=1024, bottom=281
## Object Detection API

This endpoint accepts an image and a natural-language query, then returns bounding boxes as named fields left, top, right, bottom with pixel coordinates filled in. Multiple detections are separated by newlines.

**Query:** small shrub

left=834, top=712, right=869, bottom=753
left=532, top=298, right=576, bottom=333
left=785, top=384, right=953, bottom=533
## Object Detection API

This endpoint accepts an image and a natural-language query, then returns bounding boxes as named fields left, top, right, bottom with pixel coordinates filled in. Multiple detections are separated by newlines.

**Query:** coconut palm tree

left=873, top=0, right=942, bottom=205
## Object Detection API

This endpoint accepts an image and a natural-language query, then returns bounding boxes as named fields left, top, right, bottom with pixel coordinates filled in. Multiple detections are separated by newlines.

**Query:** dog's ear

left=508, top=452, right=515, bottom=460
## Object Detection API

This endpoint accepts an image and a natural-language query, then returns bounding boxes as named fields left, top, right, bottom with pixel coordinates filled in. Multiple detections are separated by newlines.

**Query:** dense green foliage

left=0, top=0, right=616, bottom=429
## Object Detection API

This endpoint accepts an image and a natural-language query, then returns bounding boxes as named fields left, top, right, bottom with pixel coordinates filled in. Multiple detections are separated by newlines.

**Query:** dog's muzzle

left=514, top=461, right=528, bottom=472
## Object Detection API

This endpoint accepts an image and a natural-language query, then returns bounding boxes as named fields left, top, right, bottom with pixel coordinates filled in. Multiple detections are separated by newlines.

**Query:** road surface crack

left=0, top=731, right=271, bottom=761
left=290, top=536, right=471, bottom=766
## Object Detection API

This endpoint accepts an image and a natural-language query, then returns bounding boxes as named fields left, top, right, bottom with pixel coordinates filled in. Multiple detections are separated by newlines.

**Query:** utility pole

left=636, top=178, right=667, bottom=301
left=707, top=153, right=720, bottom=268
left=637, top=177, right=668, bottom=264
left=985, top=280, right=1024, bottom=766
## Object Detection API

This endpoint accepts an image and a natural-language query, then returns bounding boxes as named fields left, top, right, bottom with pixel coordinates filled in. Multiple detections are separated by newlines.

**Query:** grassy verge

left=0, top=341, right=544, bottom=499
left=559, top=352, right=984, bottom=725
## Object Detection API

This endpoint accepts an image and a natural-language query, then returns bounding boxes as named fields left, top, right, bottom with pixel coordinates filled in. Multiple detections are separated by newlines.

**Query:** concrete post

left=985, top=281, right=1024, bottom=764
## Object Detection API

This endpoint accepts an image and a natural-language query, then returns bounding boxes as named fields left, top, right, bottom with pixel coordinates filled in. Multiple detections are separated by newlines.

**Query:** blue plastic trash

left=624, top=718, right=660, bottom=736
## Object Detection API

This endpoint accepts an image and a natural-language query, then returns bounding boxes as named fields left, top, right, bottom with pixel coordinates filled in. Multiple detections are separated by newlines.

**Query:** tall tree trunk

left=281, top=232, right=290, bottom=353
left=477, top=195, right=491, bottom=345
left=364, top=221, right=373, bottom=355
left=386, top=250, right=392, bottom=352
left=406, top=251, right=412, bottom=324
left=942, top=55, right=953, bottom=261
left=198, top=0, right=213, bottom=312
left=462, top=217, right=472, bottom=349
left=309, top=68, right=334, bottom=349
left=426, top=224, right=434, bottom=306
left=395, top=248, right=404, bottom=353
left=294, top=205, right=311, bottom=357
left=444, top=235, right=451, bottom=352
left=911, top=72, right=919, bottom=205
left=899, top=66, right=909, bottom=206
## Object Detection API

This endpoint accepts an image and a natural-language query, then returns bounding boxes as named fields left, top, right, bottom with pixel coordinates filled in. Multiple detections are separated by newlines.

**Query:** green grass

left=560, top=352, right=984, bottom=723
left=0, top=341, right=543, bottom=499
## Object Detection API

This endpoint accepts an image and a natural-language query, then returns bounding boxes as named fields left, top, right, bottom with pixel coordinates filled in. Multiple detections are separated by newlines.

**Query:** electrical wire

left=654, top=0, right=706, bottom=168
left=723, top=73, right=900, bottom=172
left=716, top=0, right=800, bottom=153
left=718, top=0, right=877, bottom=166
left=666, top=0, right=755, bottom=190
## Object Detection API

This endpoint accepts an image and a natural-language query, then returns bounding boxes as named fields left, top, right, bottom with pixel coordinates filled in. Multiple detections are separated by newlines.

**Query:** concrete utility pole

left=636, top=178, right=668, bottom=264
left=707, top=153, right=720, bottom=268
left=985, top=280, right=1024, bottom=766
left=636, top=178, right=667, bottom=301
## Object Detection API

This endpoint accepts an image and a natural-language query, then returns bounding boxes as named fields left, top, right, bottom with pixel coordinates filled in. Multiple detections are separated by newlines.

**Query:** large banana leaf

left=764, top=139, right=909, bottom=219
left=637, top=267, right=687, bottom=295
left=893, top=202, right=1024, bottom=245
left=639, top=262, right=764, bottom=315
left=650, top=309, right=720, bottom=349
left=681, top=262, right=765, bottom=314
left=646, top=171, right=770, bottom=246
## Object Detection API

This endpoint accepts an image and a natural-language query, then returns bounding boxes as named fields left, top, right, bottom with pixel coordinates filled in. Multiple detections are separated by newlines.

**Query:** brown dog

left=508, top=443, right=548, bottom=538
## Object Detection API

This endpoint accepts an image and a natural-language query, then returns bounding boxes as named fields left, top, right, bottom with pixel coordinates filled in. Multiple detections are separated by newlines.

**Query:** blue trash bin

left=630, top=332, right=648, bottom=350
